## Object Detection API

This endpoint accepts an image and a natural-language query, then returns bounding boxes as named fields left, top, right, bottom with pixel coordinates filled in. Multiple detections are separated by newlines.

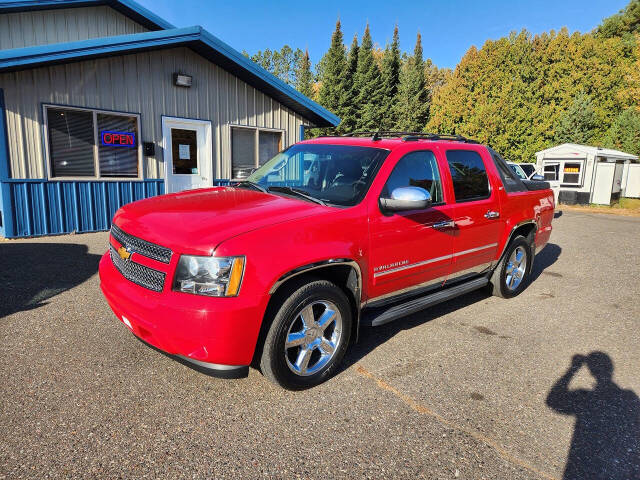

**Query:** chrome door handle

left=433, top=220, right=455, bottom=229
left=484, top=210, right=500, bottom=219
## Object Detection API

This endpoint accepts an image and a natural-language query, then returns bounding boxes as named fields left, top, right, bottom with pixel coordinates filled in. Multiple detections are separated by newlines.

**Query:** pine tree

left=627, top=35, right=640, bottom=109
left=354, top=24, right=384, bottom=130
left=249, top=46, right=304, bottom=86
left=597, top=0, right=640, bottom=46
left=396, top=32, right=429, bottom=132
left=338, top=34, right=360, bottom=133
left=554, top=92, right=598, bottom=144
left=604, top=107, right=640, bottom=154
left=317, top=19, right=347, bottom=131
left=380, top=25, right=401, bottom=130
left=251, top=49, right=274, bottom=72
left=295, top=49, right=314, bottom=99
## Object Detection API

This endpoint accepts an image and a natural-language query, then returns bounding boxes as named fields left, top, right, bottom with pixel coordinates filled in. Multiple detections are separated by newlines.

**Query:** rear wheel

left=260, top=279, right=352, bottom=390
left=489, top=235, right=532, bottom=298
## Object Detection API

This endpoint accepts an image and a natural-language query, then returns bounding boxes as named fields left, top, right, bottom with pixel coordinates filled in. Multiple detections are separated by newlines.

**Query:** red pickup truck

left=99, top=132, right=554, bottom=389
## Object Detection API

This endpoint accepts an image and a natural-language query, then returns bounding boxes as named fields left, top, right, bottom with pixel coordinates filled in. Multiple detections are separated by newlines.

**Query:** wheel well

left=251, top=264, right=361, bottom=368
left=498, top=222, right=537, bottom=275
left=512, top=222, right=537, bottom=246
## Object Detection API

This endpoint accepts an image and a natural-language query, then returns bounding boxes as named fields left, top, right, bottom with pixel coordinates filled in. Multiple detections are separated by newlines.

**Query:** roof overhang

left=0, top=26, right=340, bottom=127
left=0, top=0, right=174, bottom=30
left=536, top=143, right=638, bottom=161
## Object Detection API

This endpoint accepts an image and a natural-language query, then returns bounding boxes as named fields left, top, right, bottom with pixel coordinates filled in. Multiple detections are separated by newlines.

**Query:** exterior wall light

left=174, top=73, right=192, bottom=87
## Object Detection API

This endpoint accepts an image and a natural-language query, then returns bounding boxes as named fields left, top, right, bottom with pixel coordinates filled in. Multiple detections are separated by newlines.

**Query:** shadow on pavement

left=529, top=243, right=562, bottom=282
left=547, top=352, right=640, bottom=479
left=344, top=288, right=490, bottom=370
left=342, top=242, right=562, bottom=371
left=0, top=242, right=102, bottom=319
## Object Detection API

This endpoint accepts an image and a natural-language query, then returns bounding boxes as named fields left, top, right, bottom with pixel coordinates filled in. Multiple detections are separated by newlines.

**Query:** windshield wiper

left=234, top=180, right=267, bottom=193
left=267, top=186, right=326, bottom=206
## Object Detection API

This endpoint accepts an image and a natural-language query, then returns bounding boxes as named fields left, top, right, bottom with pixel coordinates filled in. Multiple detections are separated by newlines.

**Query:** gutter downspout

left=0, top=88, right=15, bottom=238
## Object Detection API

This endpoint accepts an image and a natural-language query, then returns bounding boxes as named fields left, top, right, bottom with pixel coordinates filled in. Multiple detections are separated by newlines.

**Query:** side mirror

left=531, top=174, right=544, bottom=182
left=380, top=187, right=432, bottom=212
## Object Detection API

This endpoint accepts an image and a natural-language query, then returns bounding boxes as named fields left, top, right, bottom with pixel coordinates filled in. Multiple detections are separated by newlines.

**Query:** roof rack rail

left=402, top=133, right=479, bottom=144
left=340, top=131, right=479, bottom=143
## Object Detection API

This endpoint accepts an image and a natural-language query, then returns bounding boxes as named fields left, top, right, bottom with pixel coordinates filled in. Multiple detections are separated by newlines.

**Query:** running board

left=363, top=276, right=489, bottom=327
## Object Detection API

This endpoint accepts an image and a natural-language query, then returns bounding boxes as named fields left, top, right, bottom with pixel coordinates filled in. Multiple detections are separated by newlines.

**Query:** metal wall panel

left=0, top=47, right=310, bottom=180
left=1, top=179, right=235, bottom=238
left=3, top=179, right=163, bottom=237
left=0, top=6, right=148, bottom=50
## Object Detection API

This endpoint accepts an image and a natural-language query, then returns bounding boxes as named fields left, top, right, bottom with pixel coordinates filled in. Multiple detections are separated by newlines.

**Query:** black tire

left=260, top=279, right=352, bottom=390
left=489, top=235, right=533, bottom=299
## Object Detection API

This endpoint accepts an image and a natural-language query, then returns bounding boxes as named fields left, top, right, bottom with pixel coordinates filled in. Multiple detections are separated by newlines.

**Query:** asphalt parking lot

left=1, top=210, right=639, bottom=479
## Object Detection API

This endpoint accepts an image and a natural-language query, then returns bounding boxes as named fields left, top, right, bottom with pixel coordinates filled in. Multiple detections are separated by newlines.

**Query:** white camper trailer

left=535, top=144, right=639, bottom=205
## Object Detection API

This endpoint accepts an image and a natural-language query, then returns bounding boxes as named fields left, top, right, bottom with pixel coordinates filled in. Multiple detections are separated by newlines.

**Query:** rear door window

left=445, top=150, right=490, bottom=202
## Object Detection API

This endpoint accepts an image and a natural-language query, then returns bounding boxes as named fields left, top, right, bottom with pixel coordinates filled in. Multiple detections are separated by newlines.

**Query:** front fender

left=213, top=204, right=369, bottom=309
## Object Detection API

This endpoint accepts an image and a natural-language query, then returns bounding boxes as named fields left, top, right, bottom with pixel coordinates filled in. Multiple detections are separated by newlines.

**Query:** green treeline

left=245, top=0, right=640, bottom=162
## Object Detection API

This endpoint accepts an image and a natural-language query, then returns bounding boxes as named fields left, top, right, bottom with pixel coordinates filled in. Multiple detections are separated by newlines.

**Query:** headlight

left=173, top=255, right=245, bottom=297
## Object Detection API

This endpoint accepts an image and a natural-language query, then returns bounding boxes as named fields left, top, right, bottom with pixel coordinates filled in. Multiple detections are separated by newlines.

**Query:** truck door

left=444, top=147, right=504, bottom=281
left=368, top=149, right=455, bottom=303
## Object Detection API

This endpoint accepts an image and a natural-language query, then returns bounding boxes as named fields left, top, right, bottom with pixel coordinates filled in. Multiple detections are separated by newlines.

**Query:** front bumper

left=99, top=251, right=268, bottom=376
left=135, top=336, right=249, bottom=379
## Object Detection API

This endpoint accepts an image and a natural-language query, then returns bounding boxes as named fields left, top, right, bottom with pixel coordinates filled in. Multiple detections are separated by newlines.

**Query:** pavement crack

left=355, top=364, right=558, bottom=480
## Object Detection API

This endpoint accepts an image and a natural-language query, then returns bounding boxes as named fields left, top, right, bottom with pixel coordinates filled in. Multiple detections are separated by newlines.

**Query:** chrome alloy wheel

left=505, top=246, right=527, bottom=291
left=285, top=301, right=343, bottom=376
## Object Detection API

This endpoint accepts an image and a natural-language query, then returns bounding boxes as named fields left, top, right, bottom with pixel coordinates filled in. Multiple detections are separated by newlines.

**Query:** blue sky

left=139, top=0, right=629, bottom=69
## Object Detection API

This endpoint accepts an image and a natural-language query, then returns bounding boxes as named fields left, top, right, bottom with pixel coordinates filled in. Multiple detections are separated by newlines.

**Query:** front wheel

left=489, top=235, right=533, bottom=298
left=260, top=279, right=352, bottom=390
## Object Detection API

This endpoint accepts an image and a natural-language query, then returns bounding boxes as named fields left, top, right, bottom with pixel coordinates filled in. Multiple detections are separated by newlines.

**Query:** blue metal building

left=0, top=0, right=339, bottom=238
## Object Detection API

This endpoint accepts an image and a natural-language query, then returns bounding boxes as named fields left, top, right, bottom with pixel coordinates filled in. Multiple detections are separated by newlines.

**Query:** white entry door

left=162, top=117, right=213, bottom=193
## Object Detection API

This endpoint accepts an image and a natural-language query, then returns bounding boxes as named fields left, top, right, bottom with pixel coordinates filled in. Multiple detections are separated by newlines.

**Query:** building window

left=231, top=126, right=284, bottom=179
left=543, top=163, right=560, bottom=181
left=561, top=162, right=583, bottom=186
left=45, top=105, right=141, bottom=179
left=445, top=150, right=490, bottom=202
left=97, top=113, right=139, bottom=177
left=259, top=130, right=282, bottom=166
left=47, top=108, right=95, bottom=177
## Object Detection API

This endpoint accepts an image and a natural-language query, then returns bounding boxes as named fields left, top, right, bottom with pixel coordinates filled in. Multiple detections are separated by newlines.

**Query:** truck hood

left=112, top=187, right=328, bottom=255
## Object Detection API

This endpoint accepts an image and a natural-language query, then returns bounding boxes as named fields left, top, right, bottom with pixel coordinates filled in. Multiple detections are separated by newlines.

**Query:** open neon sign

left=101, top=130, right=136, bottom=148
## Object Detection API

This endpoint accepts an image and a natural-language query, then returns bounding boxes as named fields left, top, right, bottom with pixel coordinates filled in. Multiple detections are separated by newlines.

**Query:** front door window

left=171, top=129, right=198, bottom=175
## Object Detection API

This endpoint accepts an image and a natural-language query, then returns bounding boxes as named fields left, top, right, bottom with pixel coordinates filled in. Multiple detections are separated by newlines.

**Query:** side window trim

left=381, top=149, right=446, bottom=206
left=445, top=148, right=492, bottom=203
left=486, top=146, right=527, bottom=194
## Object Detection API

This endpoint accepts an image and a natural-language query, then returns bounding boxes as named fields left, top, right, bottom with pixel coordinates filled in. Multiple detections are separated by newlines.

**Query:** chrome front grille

left=110, top=224, right=172, bottom=264
left=110, top=246, right=166, bottom=292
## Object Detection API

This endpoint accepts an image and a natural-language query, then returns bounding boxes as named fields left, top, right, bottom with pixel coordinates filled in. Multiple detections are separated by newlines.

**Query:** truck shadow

left=342, top=242, right=561, bottom=371
left=529, top=243, right=562, bottom=283
left=0, top=242, right=102, bottom=319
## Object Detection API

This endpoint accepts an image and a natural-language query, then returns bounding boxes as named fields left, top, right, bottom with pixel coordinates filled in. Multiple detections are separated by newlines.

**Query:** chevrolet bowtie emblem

left=117, top=246, right=132, bottom=261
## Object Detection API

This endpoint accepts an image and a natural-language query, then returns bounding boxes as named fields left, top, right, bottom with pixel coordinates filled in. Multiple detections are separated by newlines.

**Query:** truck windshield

left=245, top=144, right=389, bottom=207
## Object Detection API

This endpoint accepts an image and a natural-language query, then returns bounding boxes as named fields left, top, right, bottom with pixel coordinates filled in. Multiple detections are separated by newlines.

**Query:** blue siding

left=2, top=179, right=234, bottom=238
left=4, top=179, right=164, bottom=238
